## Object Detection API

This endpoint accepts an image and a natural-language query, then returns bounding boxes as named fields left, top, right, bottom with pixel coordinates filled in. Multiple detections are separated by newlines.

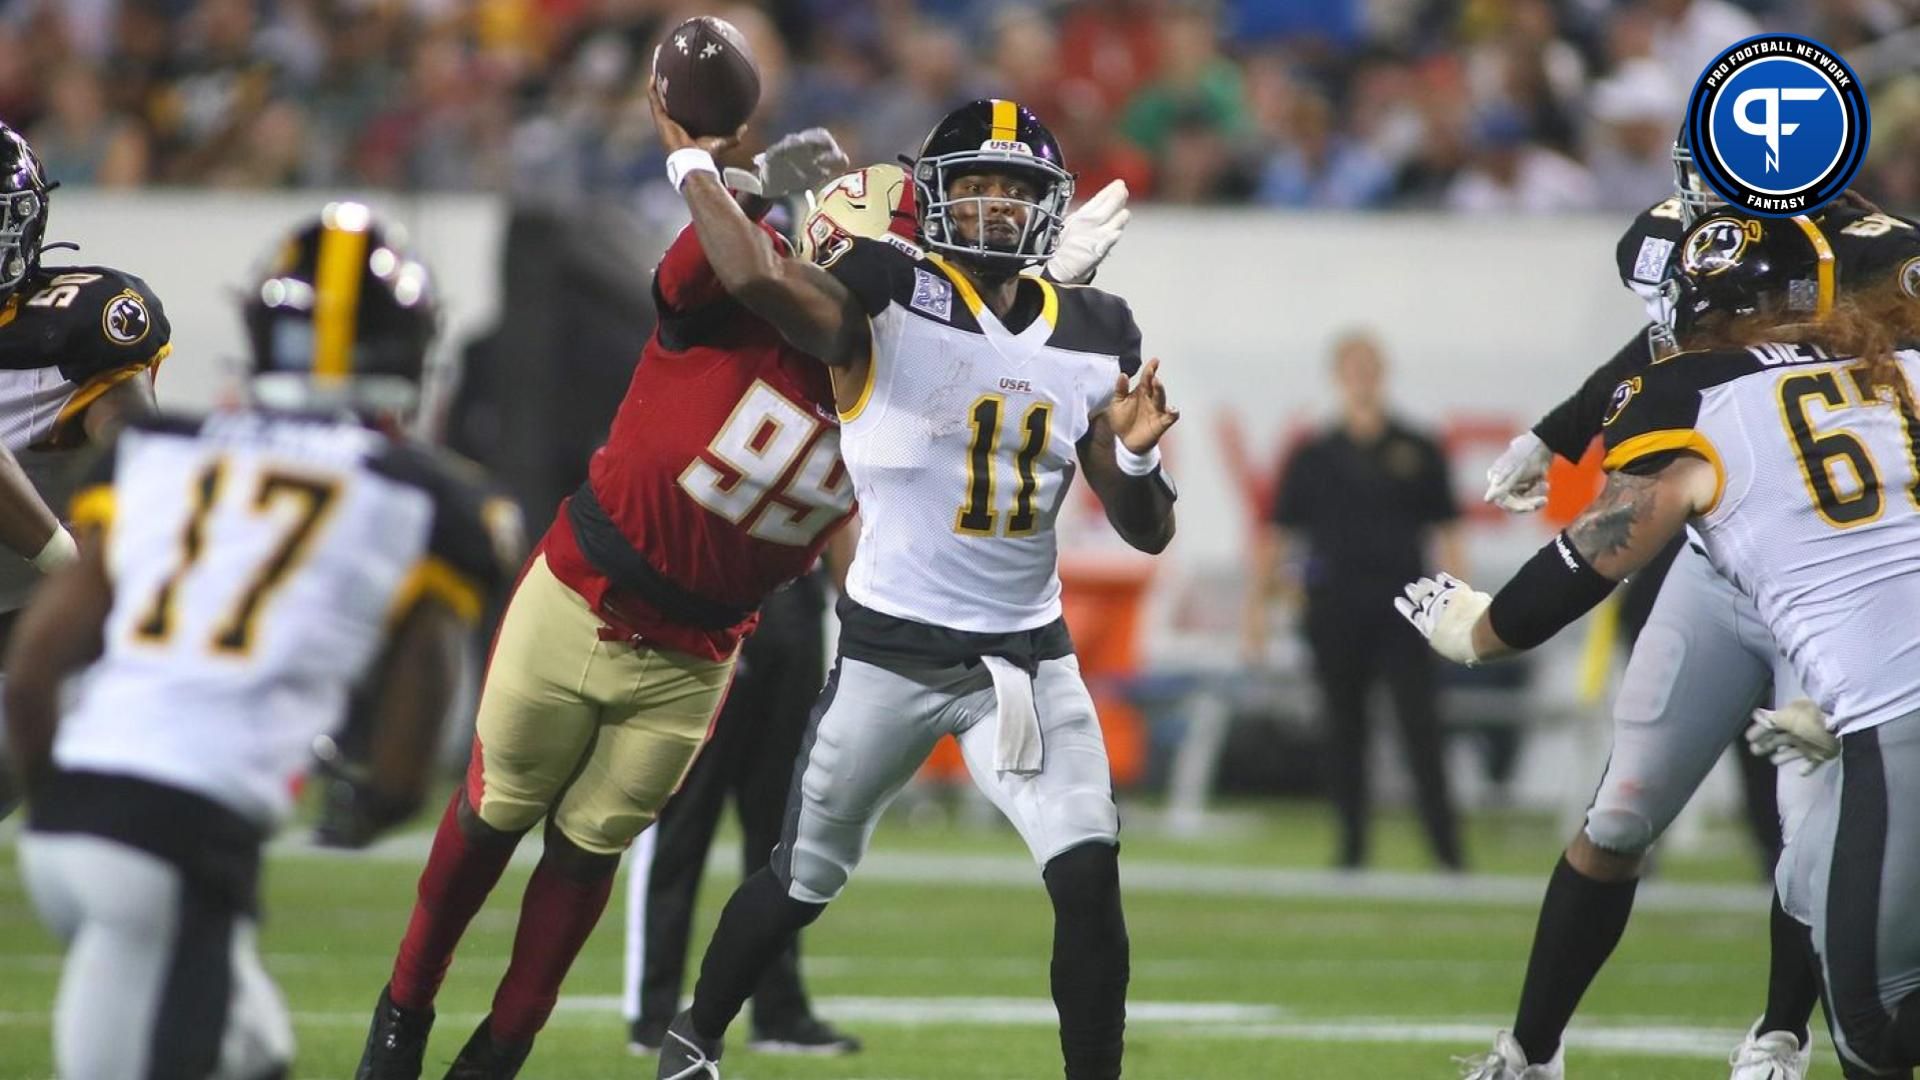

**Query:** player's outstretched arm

left=2, top=532, right=110, bottom=798
left=1079, top=358, right=1179, bottom=554
left=1401, top=455, right=1711, bottom=664
left=651, top=82, right=867, bottom=367
left=1489, top=329, right=1660, bottom=514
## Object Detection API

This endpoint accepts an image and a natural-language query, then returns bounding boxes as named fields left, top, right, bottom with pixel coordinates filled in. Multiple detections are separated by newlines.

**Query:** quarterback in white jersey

left=1400, top=210, right=1920, bottom=1077
left=4, top=204, right=517, bottom=1080
left=651, top=92, right=1174, bottom=1080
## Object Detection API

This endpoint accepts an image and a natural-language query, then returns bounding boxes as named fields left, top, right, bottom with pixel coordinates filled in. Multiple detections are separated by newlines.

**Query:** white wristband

left=32, top=525, right=76, bottom=573
left=666, top=148, right=719, bottom=191
left=1114, top=436, right=1161, bottom=477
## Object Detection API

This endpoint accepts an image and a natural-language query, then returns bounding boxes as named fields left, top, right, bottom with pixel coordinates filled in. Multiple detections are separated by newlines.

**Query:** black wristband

left=1486, top=531, right=1618, bottom=650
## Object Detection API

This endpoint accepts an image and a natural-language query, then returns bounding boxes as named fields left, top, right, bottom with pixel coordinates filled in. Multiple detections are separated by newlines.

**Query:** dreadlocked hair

left=1684, top=284, right=1915, bottom=391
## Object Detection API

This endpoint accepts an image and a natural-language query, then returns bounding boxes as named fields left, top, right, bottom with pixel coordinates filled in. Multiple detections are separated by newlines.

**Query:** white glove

left=723, top=128, right=850, bottom=200
left=1484, top=430, right=1552, bottom=513
left=1394, top=573, right=1492, bottom=665
left=1747, top=699, right=1840, bottom=775
left=1045, top=179, right=1130, bottom=285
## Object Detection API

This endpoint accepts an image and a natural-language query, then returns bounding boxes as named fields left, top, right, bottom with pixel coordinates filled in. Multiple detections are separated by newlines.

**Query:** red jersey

left=540, top=223, right=853, bottom=661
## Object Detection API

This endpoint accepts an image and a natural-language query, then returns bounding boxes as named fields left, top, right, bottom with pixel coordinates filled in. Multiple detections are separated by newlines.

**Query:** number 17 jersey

left=55, top=410, right=517, bottom=827
left=825, top=237, right=1143, bottom=633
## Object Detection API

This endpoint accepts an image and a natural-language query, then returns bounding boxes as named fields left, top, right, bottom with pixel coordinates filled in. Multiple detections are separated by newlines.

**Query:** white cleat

left=1456, top=1031, right=1565, bottom=1079
left=1729, top=1020, right=1813, bottom=1080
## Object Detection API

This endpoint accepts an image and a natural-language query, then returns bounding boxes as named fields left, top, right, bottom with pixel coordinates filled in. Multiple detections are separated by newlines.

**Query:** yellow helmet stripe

left=1788, top=214, right=1835, bottom=320
left=312, top=209, right=370, bottom=381
left=990, top=99, right=1017, bottom=143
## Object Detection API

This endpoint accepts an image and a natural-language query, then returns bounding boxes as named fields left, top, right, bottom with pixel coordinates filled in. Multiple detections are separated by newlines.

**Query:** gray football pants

left=1589, top=542, right=1820, bottom=855
left=777, top=654, right=1119, bottom=904
left=20, top=832, right=292, bottom=1080
left=1777, top=709, right=1920, bottom=1075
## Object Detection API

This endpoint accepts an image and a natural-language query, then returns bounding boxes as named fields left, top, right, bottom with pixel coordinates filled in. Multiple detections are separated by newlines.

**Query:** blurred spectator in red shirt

left=1056, top=0, right=1161, bottom=114
left=1053, top=78, right=1154, bottom=200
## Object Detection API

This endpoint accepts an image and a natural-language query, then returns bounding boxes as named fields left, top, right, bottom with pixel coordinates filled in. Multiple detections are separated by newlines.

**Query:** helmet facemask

left=0, top=188, right=46, bottom=301
left=1670, top=137, right=1724, bottom=228
left=915, top=153, right=1073, bottom=270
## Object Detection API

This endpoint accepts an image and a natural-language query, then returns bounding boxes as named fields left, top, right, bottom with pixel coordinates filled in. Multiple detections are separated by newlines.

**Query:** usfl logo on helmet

left=1684, top=34, right=1868, bottom=218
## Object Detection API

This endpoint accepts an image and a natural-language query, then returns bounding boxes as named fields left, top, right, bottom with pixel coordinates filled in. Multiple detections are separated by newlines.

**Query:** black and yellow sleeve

left=375, top=444, right=523, bottom=625
left=822, top=237, right=911, bottom=317
left=44, top=268, right=171, bottom=447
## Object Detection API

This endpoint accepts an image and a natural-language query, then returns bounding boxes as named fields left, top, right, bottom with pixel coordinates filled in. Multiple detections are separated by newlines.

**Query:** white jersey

left=54, top=410, right=514, bottom=826
left=1602, top=344, right=1920, bottom=734
left=824, top=237, right=1142, bottom=633
left=0, top=264, right=169, bottom=611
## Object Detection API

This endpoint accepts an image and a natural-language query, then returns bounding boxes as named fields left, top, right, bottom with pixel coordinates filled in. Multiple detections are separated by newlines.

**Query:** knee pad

left=778, top=840, right=853, bottom=905
left=1583, top=807, right=1656, bottom=857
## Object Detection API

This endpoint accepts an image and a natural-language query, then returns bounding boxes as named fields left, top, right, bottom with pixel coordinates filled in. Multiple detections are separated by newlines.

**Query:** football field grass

left=0, top=800, right=1811, bottom=1079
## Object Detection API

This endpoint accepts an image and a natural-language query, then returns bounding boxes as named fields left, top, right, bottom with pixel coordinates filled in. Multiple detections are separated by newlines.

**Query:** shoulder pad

left=1601, top=348, right=1763, bottom=469
left=1047, top=283, right=1142, bottom=376
left=822, top=236, right=917, bottom=317
left=4, top=265, right=171, bottom=385
left=371, top=441, right=523, bottom=606
left=1616, top=199, right=1687, bottom=289
left=1817, top=205, right=1920, bottom=295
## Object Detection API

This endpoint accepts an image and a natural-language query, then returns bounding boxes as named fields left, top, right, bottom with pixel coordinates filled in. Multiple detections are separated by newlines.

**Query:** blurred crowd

left=3, top=0, right=1917, bottom=212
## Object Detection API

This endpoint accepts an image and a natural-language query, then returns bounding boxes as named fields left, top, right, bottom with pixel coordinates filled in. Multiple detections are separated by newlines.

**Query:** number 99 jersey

left=1601, top=345, right=1920, bottom=736
left=53, top=410, right=519, bottom=827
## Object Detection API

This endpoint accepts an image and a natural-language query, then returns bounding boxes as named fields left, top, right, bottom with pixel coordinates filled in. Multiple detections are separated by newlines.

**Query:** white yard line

left=0, top=997, right=1784, bottom=1062
left=255, top=833, right=1772, bottom=914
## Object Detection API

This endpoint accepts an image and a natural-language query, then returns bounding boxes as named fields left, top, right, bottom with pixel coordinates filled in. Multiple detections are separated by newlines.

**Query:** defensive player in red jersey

left=353, top=129, right=855, bottom=1079
left=355, top=130, right=1132, bottom=1078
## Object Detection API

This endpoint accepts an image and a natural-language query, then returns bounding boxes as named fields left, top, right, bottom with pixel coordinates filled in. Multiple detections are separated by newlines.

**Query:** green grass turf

left=0, top=799, right=1806, bottom=1079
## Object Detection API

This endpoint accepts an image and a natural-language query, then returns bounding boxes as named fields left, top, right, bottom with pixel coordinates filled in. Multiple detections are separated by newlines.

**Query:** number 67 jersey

left=52, top=410, right=518, bottom=828
left=1601, top=344, right=1920, bottom=737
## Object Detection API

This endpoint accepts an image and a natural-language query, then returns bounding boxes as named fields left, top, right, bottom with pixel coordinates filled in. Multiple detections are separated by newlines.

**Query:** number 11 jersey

left=824, top=236, right=1143, bottom=633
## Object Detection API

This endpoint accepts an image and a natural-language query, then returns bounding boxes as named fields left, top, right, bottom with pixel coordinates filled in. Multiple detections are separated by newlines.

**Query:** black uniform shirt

left=1271, top=420, right=1458, bottom=597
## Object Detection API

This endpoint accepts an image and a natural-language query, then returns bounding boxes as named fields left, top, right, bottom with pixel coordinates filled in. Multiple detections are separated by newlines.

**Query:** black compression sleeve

left=1531, top=329, right=1656, bottom=461
left=1486, top=532, right=1619, bottom=650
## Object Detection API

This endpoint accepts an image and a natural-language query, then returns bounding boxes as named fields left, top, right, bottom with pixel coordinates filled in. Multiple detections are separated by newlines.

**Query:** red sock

left=388, top=791, right=519, bottom=1010
left=488, top=850, right=617, bottom=1043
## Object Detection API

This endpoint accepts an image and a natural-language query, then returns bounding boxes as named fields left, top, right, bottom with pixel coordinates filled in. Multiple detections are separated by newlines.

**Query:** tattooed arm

left=1463, top=455, right=1716, bottom=661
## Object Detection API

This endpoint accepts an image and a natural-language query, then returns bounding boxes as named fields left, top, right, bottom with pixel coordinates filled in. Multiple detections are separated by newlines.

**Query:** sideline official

left=1245, top=331, right=1466, bottom=871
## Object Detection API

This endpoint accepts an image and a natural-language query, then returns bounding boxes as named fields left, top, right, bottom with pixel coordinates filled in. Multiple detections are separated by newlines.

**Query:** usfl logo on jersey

left=1684, top=34, right=1867, bottom=217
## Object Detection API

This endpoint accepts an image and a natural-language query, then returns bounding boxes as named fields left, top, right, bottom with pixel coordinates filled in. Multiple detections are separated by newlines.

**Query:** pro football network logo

left=1684, top=34, right=1868, bottom=217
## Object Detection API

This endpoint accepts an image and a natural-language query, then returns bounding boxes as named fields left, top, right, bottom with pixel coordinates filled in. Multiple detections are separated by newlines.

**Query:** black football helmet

left=1671, top=123, right=1725, bottom=228
left=243, top=202, right=438, bottom=415
left=1661, top=212, right=1834, bottom=340
left=0, top=124, right=52, bottom=302
left=912, top=99, right=1073, bottom=269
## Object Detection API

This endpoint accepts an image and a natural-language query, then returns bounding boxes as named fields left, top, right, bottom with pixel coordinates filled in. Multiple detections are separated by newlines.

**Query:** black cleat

left=628, top=1014, right=670, bottom=1054
left=747, top=1015, right=863, bottom=1056
left=655, top=1010, right=723, bottom=1079
left=443, top=1016, right=532, bottom=1079
left=355, top=984, right=434, bottom=1080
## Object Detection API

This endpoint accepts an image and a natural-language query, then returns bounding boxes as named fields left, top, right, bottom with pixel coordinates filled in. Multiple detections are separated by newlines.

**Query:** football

left=653, top=15, right=761, bottom=139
